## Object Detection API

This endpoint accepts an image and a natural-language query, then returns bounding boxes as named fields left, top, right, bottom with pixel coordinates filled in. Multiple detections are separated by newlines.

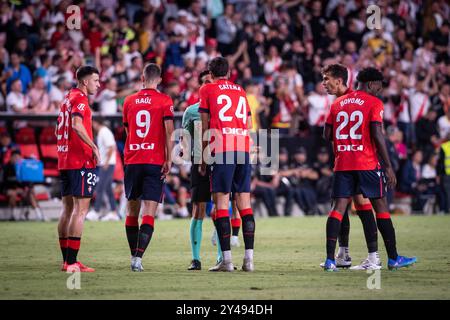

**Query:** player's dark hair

left=321, top=64, right=348, bottom=84
left=356, top=67, right=384, bottom=83
left=76, top=66, right=99, bottom=81
left=198, top=69, right=210, bottom=84
left=143, top=63, right=161, bottom=82
left=208, top=57, right=229, bottom=78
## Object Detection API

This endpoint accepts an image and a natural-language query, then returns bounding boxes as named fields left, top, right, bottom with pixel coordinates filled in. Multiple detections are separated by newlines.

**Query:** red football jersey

left=57, top=88, right=96, bottom=170
left=325, top=90, right=384, bottom=171
left=199, top=79, right=252, bottom=153
left=123, top=88, right=174, bottom=165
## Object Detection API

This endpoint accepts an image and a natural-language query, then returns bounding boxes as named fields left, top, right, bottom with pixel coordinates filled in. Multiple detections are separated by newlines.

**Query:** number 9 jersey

left=199, top=79, right=252, bottom=153
left=325, top=90, right=384, bottom=171
left=122, top=88, right=174, bottom=166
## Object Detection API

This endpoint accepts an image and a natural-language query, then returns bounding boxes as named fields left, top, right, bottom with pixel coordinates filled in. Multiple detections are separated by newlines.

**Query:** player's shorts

left=60, top=167, right=98, bottom=198
left=124, top=164, right=164, bottom=202
left=190, top=164, right=211, bottom=203
left=211, top=152, right=251, bottom=194
left=332, top=167, right=387, bottom=199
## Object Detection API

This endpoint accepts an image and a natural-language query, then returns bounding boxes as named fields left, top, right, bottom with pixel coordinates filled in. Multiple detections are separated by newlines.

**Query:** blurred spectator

left=49, top=76, right=69, bottom=111
left=0, top=132, right=18, bottom=165
left=28, top=76, right=52, bottom=113
left=313, top=146, right=333, bottom=215
left=437, top=87, right=450, bottom=139
left=87, top=119, right=119, bottom=221
left=6, top=78, right=29, bottom=113
left=215, top=3, right=237, bottom=56
left=276, top=148, right=296, bottom=216
left=251, top=164, right=280, bottom=217
left=269, top=76, right=296, bottom=135
left=438, top=134, right=450, bottom=214
left=399, top=150, right=425, bottom=205
left=416, top=109, right=440, bottom=159
left=1, top=150, right=44, bottom=221
left=95, top=78, right=118, bottom=115
left=291, top=147, right=319, bottom=215
left=4, top=51, right=32, bottom=94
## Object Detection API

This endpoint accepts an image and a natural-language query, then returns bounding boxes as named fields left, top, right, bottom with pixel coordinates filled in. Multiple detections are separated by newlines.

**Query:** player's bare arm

left=162, top=119, right=174, bottom=179
left=370, top=122, right=396, bottom=189
left=72, top=115, right=100, bottom=163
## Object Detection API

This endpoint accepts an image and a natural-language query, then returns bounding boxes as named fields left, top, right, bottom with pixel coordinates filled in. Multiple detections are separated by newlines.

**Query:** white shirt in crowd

left=96, top=89, right=118, bottom=115
left=438, top=115, right=450, bottom=139
left=6, top=91, right=29, bottom=112
left=97, top=126, right=116, bottom=167
left=307, top=93, right=334, bottom=127
left=50, top=86, right=64, bottom=104
left=408, top=90, right=430, bottom=123
left=422, top=164, right=436, bottom=179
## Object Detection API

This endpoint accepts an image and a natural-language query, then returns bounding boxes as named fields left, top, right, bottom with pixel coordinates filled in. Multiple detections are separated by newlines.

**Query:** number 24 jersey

left=199, top=79, right=252, bottom=153
left=325, top=90, right=384, bottom=171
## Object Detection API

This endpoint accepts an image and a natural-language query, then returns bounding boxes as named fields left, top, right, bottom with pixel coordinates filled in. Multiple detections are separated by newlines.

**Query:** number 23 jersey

left=325, top=90, right=384, bottom=171
left=122, top=88, right=174, bottom=166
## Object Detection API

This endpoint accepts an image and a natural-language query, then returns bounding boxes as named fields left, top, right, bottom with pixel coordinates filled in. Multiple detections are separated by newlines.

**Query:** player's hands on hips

left=385, top=167, right=397, bottom=189
left=161, top=160, right=171, bottom=180
left=199, top=163, right=207, bottom=176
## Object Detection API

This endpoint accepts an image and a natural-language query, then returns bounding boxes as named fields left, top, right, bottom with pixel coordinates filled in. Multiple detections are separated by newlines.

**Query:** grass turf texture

left=1, top=215, right=449, bottom=300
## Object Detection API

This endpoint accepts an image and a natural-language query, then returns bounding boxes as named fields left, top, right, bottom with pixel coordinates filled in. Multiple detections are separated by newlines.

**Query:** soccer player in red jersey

left=122, top=63, right=174, bottom=272
left=56, top=66, right=101, bottom=272
left=321, top=64, right=380, bottom=270
left=199, top=57, right=255, bottom=272
left=323, top=67, right=417, bottom=271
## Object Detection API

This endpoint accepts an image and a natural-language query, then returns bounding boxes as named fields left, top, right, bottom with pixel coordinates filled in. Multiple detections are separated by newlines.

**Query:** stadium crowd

left=0, top=0, right=450, bottom=220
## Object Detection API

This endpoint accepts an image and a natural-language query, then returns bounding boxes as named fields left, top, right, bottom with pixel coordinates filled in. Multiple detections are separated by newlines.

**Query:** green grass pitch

left=1, top=215, right=449, bottom=300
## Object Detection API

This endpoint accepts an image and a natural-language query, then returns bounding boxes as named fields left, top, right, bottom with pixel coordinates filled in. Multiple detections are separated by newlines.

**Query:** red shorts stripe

left=376, top=212, right=391, bottom=219
left=142, top=215, right=155, bottom=227
left=68, top=239, right=81, bottom=250
left=239, top=208, right=253, bottom=217
left=328, top=210, right=343, bottom=221
left=125, top=216, right=139, bottom=227
left=355, top=203, right=373, bottom=211
left=216, top=209, right=229, bottom=219
left=81, top=176, right=85, bottom=196
left=231, top=218, right=241, bottom=227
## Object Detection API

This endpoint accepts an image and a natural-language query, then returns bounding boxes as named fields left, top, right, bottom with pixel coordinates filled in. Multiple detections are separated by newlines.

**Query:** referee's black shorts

left=190, top=164, right=211, bottom=203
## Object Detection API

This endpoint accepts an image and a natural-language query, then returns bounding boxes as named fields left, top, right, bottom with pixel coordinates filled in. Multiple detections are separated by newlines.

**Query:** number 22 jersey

left=325, top=90, right=384, bottom=171
left=122, top=88, right=174, bottom=166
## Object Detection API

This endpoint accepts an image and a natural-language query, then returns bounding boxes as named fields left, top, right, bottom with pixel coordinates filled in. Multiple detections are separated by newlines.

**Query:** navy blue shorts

left=332, top=167, right=387, bottom=199
left=191, top=164, right=211, bottom=203
left=124, top=164, right=164, bottom=202
left=211, top=152, right=251, bottom=193
left=60, top=167, right=98, bottom=198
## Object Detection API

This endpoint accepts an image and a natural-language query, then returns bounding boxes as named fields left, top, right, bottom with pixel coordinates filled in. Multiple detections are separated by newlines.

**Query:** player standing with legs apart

left=199, top=57, right=254, bottom=272
left=123, top=63, right=174, bottom=272
left=182, top=70, right=213, bottom=270
left=322, top=67, right=417, bottom=271
left=321, top=64, right=380, bottom=270
left=57, top=66, right=101, bottom=272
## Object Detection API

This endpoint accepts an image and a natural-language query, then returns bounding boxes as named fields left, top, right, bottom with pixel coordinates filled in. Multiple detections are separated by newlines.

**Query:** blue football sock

left=190, top=218, right=202, bottom=261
